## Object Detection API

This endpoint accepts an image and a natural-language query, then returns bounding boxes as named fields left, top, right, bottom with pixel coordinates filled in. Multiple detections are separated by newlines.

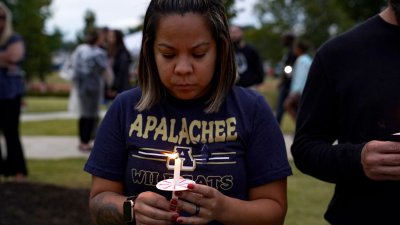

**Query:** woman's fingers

left=135, top=191, right=180, bottom=224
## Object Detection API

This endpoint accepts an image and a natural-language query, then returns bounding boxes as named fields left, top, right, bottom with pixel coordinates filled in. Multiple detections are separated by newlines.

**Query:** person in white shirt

left=284, top=40, right=312, bottom=121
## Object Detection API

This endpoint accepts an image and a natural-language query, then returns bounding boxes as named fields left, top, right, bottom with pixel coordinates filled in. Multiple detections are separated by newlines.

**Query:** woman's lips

left=174, top=84, right=196, bottom=90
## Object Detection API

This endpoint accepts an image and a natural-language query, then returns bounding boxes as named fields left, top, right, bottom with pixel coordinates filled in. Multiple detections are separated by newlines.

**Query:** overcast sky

left=46, top=0, right=259, bottom=41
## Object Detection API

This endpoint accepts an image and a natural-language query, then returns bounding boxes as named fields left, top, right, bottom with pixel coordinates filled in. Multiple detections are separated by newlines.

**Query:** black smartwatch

left=123, top=196, right=137, bottom=224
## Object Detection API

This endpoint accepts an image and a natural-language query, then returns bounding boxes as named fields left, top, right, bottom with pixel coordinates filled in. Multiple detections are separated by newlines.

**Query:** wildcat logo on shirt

left=128, top=114, right=238, bottom=144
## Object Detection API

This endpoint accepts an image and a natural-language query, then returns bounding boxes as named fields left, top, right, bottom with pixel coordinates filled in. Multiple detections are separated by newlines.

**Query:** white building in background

left=124, top=31, right=142, bottom=58
left=124, top=31, right=143, bottom=86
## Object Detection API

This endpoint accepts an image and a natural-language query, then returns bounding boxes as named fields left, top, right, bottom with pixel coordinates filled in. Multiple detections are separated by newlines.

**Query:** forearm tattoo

left=92, top=193, right=124, bottom=225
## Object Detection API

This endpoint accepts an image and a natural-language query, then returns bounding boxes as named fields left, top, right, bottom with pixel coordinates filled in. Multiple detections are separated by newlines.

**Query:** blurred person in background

left=275, top=32, right=297, bottom=125
left=0, top=2, right=27, bottom=182
left=229, top=24, right=265, bottom=88
left=71, top=28, right=113, bottom=152
left=283, top=39, right=312, bottom=121
left=292, top=1, right=400, bottom=224
left=106, top=29, right=132, bottom=99
left=100, top=26, right=109, bottom=50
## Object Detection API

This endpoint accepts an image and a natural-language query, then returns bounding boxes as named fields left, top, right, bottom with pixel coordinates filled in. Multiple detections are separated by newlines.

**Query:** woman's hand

left=172, top=183, right=226, bottom=224
left=170, top=180, right=288, bottom=225
left=135, top=191, right=180, bottom=225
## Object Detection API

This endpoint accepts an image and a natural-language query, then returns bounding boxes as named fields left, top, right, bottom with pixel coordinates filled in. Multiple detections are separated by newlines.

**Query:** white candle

left=173, top=156, right=182, bottom=186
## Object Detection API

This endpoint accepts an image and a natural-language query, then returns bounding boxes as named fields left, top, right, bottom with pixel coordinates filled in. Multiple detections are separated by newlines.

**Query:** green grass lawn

left=27, top=158, right=91, bottom=188
left=285, top=164, right=333, bottom=225
left=23, top=96, right=69, bottom=113
left=21, top=119, right=77, bottom=136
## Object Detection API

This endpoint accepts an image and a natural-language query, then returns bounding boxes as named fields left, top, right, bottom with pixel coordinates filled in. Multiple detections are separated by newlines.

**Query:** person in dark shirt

left=106, top=29, right=132, bottom=99
left=275, top=32, right=297, bottom=125
left=0, top=2, right=27, bottom=182
left=291, top=1, right=400, bottom=224
left=229, top=25, right=265, bottom=88
left=83, top=1, right=291, bottom=225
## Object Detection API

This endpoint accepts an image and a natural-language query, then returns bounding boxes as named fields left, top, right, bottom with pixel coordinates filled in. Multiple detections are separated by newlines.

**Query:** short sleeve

left=84, top=96, right=128, bottom=181
left=245, top=95, right=292, bottom=187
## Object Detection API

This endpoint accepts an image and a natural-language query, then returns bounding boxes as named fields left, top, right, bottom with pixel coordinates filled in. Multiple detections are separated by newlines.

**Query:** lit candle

left=173, top=156, right=182, bottom=186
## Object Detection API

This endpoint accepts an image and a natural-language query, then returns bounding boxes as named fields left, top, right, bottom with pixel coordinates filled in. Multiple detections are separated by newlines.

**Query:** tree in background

left=5, top=0, right=62, bottom=81
left=250, top=0, right=386, bottom=65
left=224, top=0, right=238, bottom=20
left=75, top=9, right=97, bottom=44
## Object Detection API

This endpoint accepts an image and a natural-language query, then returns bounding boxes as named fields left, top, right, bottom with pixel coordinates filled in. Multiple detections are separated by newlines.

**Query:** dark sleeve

left=291, top=52, right=365, bottom=184
left=6, top=34, right=25, bottom=63
left=7, top=34, right=23, bottom=44
left=246, top=94, right=292, bottom=187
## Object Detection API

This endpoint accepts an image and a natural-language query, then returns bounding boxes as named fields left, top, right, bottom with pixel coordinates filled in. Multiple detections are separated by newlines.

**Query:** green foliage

left=46, top=27, right=64, bottom=52
left=254, top=0, right=303, bottom=32
left=244, top=25, right=285, bottom=65
left=337, top=1, right=386, bottom=22
left=250, top=0, right=386, bottom=65
left=224, top=0, right=238, bottom=21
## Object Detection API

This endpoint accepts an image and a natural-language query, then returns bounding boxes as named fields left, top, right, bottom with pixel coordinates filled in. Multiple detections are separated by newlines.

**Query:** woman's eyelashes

left=159, top=51, right=207, bottom=60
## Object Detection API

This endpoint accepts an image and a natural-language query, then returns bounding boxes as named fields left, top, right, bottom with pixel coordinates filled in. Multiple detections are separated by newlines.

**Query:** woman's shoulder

left=105, top=88, right=142, bottom=115
left=114, top=87, right=142, bottom=103
left=227, top=86, right=270, bottom=111
left=230, top=86, right=265, bottom=102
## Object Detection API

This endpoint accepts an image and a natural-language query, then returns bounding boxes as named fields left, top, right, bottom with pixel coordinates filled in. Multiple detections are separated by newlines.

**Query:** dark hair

left=109, top=29, right=129, bottom=57
left=113, top=30, right=125, bottom=49
left=136, top=0, right=237, bottom=113
left=85, top=28, right=101, bottom=45
left=294, top=40, right=310, bottom=53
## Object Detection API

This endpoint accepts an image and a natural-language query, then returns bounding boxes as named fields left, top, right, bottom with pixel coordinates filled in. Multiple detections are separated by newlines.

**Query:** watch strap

left=123, top=195, right=137, bottom=224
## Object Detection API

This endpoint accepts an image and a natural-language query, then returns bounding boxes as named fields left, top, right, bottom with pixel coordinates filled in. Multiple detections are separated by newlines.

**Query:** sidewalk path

left=19, top=111, right=293, bottom=160
left=22, top=136, right=89, bottom=159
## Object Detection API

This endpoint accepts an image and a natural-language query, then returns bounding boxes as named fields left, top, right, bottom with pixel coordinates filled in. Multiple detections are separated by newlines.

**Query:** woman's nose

left=174, top=56, right=193, bottom=75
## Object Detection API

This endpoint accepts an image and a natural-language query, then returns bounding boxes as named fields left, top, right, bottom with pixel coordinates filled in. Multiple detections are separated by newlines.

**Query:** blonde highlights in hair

left=0, top=2, right=13, bottom=46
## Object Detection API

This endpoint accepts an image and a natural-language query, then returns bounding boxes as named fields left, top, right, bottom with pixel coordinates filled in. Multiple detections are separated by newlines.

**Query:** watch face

left=123, top=200, right=133, bottom=222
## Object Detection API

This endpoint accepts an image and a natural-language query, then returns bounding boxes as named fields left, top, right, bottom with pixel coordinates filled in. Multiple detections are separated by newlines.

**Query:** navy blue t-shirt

left=84, top=86, right=291, bottom=224
left=0, top=34, right=25, bottom=99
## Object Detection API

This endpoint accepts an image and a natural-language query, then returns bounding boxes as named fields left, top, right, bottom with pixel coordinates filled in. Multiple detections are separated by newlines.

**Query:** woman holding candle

left=84, top=1, right=292, bottom=225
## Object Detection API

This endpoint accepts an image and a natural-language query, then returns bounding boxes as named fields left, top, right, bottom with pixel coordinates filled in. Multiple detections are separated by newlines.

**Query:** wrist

left=123, top=195, right=137, bottom=224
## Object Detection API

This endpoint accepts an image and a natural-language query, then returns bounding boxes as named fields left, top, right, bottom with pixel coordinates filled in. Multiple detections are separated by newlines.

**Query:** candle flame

left=165, top=152, right=178, bottom=159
